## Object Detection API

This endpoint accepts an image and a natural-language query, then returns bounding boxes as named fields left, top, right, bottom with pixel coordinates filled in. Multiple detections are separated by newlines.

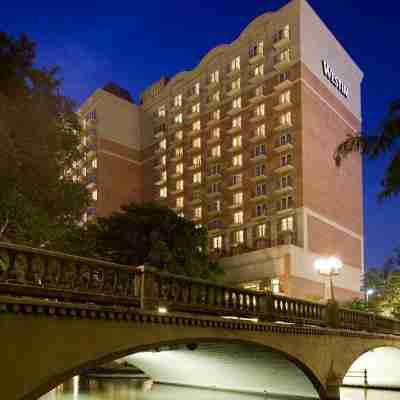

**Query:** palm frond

left=378, top=151, right=400, bottom=201
left=334, top=134, right=378, bottom=166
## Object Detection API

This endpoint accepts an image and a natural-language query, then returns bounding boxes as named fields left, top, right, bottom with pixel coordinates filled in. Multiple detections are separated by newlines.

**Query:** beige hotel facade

left=78, top=0, right=364, bottom=301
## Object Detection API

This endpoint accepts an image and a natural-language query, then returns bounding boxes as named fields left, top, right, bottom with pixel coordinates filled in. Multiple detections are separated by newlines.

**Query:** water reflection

left=39, top=377, right=400, bottom=400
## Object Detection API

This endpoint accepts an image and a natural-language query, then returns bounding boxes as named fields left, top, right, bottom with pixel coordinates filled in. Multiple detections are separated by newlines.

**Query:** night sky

left=2, top=0, right=399, bottom=268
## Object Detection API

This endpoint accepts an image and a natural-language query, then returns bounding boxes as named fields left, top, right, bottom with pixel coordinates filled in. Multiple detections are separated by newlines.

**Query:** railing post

left=135, top=265, right=159, bottom=311
left=325, top=300, right=339, bottom=329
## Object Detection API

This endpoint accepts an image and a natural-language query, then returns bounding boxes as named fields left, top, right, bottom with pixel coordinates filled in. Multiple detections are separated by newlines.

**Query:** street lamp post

left=314, top=257, right=343, bottom=303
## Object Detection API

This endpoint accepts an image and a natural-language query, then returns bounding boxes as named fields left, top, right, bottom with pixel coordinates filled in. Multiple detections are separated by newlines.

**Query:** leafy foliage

left=0, top=32, right=90, bottom=246
left=80, top=203, right=223, bottom=279
left=335, top=98, right=400, bottom=200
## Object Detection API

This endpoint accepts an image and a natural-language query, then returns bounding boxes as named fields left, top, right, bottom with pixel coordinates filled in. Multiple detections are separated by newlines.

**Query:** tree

left=334, top=99, right=400, bottom=200
left=0, top=32, right=90, bottom=246
left=89, top=202, right=223, bottom=279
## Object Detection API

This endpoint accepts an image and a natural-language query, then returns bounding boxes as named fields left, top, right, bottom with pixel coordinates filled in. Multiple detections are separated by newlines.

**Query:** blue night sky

left=2, top=0, right=399, bottom=268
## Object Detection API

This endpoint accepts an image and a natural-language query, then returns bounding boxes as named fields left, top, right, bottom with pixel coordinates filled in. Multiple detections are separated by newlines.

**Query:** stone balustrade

left=0, top=242, right=400, bottom=336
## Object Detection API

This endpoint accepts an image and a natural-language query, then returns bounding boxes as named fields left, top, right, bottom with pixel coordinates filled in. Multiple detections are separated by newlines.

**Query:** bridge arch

left=34, top=337, right=325, bottom=400
left=343, top=345, right=400, bottom=389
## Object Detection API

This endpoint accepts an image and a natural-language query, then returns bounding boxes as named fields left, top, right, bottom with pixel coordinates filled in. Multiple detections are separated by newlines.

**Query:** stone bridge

left=1, top=242, right=400, bottom=400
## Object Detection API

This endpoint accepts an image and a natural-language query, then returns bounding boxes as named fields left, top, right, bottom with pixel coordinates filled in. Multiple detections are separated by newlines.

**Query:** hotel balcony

left=227, top=145, right=242, bottom=153
left=249, top=89, right=266, bottom=104
left=170, top=188, right=184, bottom=196
left=154, top=130, right=166, bottom=140
left=274, top=184, right=294, bottom=195
left=206, top=98, right=220, bottom=109
left=227, top=106, right=242, bottom=116
left=251, top=193, right=268, bottom=202
left=273, top=33, right=291, bottom=50
left=155, top=146, right=167, bottom=155
left=187, top=128, right=201, bottom=137
left=207, top=155, right=222, bottom=164
left=226, top=164, right=243, bottom=173
left=248, top=73, right=266, bottom=85
left=154, top=163, right=166, bottom=170
left=189, top=194, right=203, bottom=205
left=207, top=135, right=222, bottom=145
left=226, top=67, right=241, bottom=79
left=274, top=140, right=294, bottom=153
left=208, top=209, right=223, bottom=218
left=170, top=154, right=184, bottom=162
left=277, top=206, right=294, bottom=216
left=249, top=133, right=267, bottom=143
left=251, top=174, right=268, bottom=183
left=188, top=163, right=202, bottom=171
left=155, top=178, right=167, bottom=186
left=227, top=181, right=243, bottom=191
left=251, top=213, right=268, bottom=223
left=275, top=162, right=294, bottom=174
left=207, top=172, right=222, bottom=181
left=187, top=110, right=201, bottom=120
left=170, top=171, right=183, bottom=179
left=187, top=91, right=200, bottom=102
left=190, top=181, right=202, bottom=189
left=249, top=52, right=264, bottom=65
left=206, top=190, right=222, bottom=199
left=228, top=202, right=243, bottom=210
left=275, top=120, right=293, bottom=132
left=206, top=79, right=220, bottom=90
left=274, top=56, right=292, bottom=72
left=250, top=153, right=267, bottom=163
left=249, top=114, right=265, bottom=124
left=226, top=86, right=241, bottom=97
left=274, top=99, right=292, bottom=112
left=187, top=146, right=202, bottom=154
left=207, top=118, right=221, bottom=127
left=273, top=78, right=293, bottom=92
left=227, top=125, right=242, bottom=135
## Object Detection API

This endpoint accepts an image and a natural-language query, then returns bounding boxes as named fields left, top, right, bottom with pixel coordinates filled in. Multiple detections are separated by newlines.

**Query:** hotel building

left=79, top=0, right=364, bottom=301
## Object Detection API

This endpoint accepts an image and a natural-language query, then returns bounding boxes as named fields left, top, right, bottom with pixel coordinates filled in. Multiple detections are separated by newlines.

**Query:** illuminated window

left=174, top=94, right=182, bottom=107
left=278, top=196, right=293, bottom=211
left=193, top=155, right=202, bottom=168
left=194, top=206, right=202, bottom=219
left=212, top=91, right=220, bottom=102
left=281, top=174, right=293, bottom=188
left=232, top=136, right=242, bottom=148
left=161, top=170, right=167, bottom=181
left=234, top=211, right=244, bottom=225
left=174, top=113, right=183, bottom=124
left=82, top=136, right=88, bottom=146
left=274, top=25, right=290, bottom=42
left=92, top=190, right=98, bottom=201
left=256, top=183, right=267, bottom=196
left=209, top=182, right=221, bottom=193
left=255, top=103, right=265, bottom=117
left=176, top=196, right=184, bottom=209
left=191, top=82, right=200, bottom=96
left=193, top=137, right=201, bottom=149
left=193, top=172, right=202, bottom=184
left=192, top=103, right=200, bottom=114
left=158, top=105, right=166, bottom=117
left=255, top=124, right=266, bottom=138
left=209, top=199, right=222, bottom=212
left=211, top=127, right=220, bottom=139
left=253, top=64, right=264, bottom=77
left=232, top=97, right=242, bottom=109
left=175, top=130, right=183, bottom=141
left=231, top=56, right=240, bottom=71
left=213, top=236, right=223, bottom=249
left=82, top=167, right=87, bottom=177
left=279, top=91, right=291, bottom=105
left=231, top=78, right=241, bottom=91
left=280, top=153, right=292, bottom=167
left=82, top=212, right=88, bottom=223
left=256, top=224, right=267, bottom=238
left=249, top=40, right=264, bottom=57
left=255, top=143, right=266, bottom=156
left=176, top=147, right=183, bottom=159
left=232, top=174, right=242, bottom=186
left=211, top=145, right=221, bottom=158
left=160, top=186, right=167, bottom=198
left=233, top=192, right=243, bottom=206
left=176, top=180, right=184, bottom=192
left=212, top=109, right=220, bottom=121
left=255, top=164, right=266, bottom=176
left=208, top=164, right=221, bottom=177
left=161, top=154, right=167, bottom=166
left=160, top=138, right=167, bottom=151
left=210, top=70, right=219, bottom=83
left=232, top=116, right=242, bottom=129
left=176, top=163, right=184, bottom=175
left=280, top=111, right=292, bottom=126
left=178, top=212, right=184, bottom=218
left=234, top=230, right=244, bottom=244
left=271, top=278, right=280, bottom=294
left=256, top=203, right=267, bottom=217
left=233, top=154, right=243, bottom=167
left=193, top=120, right=201, bottom=131
left=276, top=48, right=291, bottom=63
left=281, top=216, right=294, bottom=231
left=255, top=86, right=264, bottom=97
left=92, top=158, right=98, bottom=168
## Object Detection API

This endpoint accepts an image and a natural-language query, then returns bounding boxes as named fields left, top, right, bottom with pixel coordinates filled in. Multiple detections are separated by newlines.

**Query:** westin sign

left=322, top=60, right=349, bottom=99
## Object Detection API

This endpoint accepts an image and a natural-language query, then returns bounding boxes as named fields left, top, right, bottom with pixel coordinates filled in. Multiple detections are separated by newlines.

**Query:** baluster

left=0, top=249, right=9, bottom=281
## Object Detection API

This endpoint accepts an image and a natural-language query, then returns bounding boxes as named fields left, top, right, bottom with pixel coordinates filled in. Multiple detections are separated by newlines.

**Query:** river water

left=39, top=377, right=400, bottom=400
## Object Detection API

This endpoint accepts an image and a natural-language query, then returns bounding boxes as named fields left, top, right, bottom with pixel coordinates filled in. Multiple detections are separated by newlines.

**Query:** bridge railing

left=1, top=242, right=400, bottom=335
left=0, top=242, right=141, bottom=306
